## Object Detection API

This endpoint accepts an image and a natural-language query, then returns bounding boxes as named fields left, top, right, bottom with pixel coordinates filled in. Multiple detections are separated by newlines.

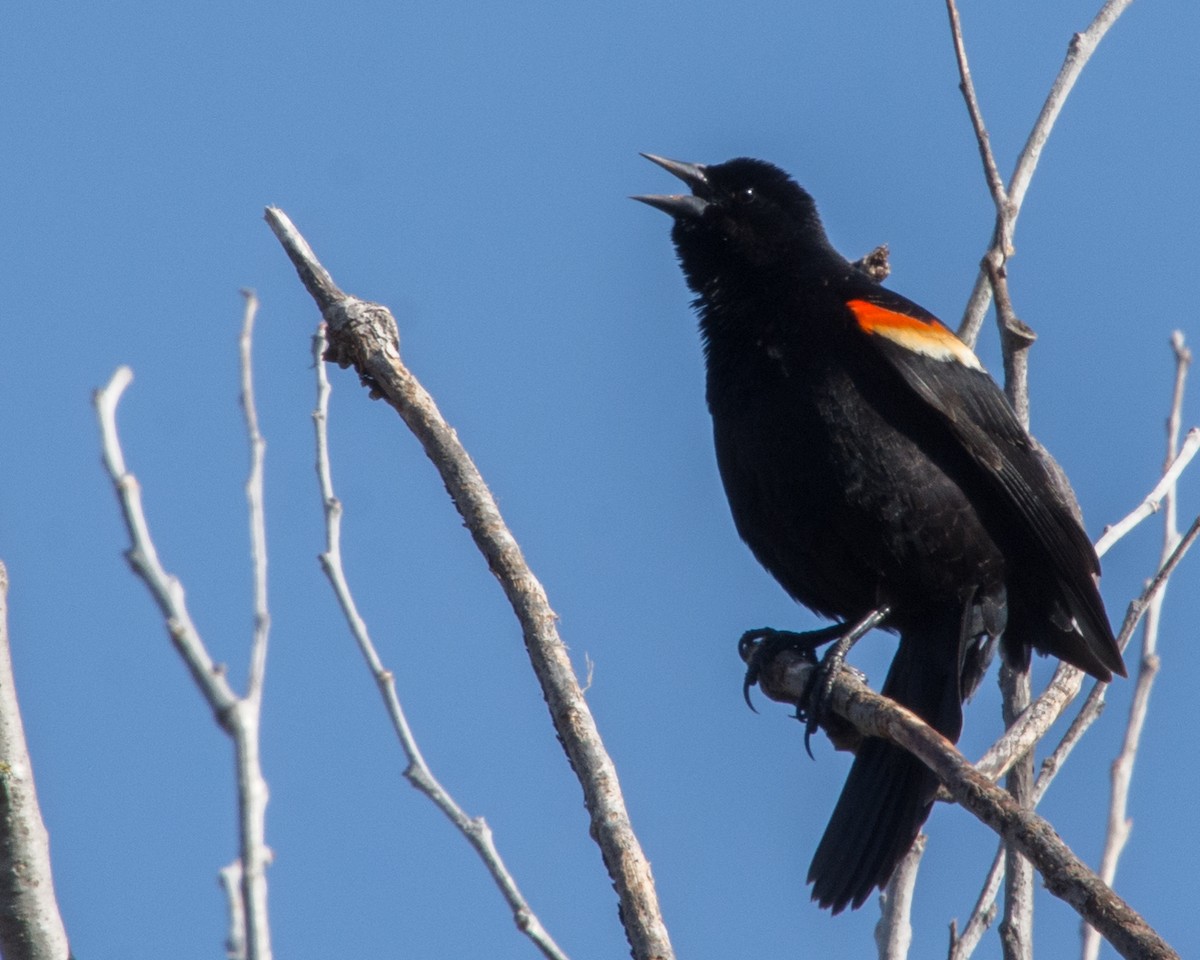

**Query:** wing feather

left=845, top=289, right=1124, bottom=679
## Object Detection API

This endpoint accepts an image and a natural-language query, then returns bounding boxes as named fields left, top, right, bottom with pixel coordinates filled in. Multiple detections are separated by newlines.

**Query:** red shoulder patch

left=846, top=299, right=982, bottom=371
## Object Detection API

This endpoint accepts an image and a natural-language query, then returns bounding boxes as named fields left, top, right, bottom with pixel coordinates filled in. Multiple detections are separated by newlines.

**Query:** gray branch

left=266, top=207, right=674, bottom=960
left=93, top=291, right=275, bottom=960
left=754, top=651, right=1179, bottom=960
left=956, top=0, right=1136, bottom=344
left=1082, top=334, right=1192, bottom=960
left=0, top=563, right=71, bottom=960
left=310, top=330, right=570, bottom=960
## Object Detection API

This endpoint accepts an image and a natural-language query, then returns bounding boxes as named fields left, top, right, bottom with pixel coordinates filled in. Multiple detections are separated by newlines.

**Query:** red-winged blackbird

left=636, top=155, right=1125, bottom=913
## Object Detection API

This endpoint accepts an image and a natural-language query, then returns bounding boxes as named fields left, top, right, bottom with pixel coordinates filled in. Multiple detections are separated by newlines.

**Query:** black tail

left=808, top=621, right=967, bottom=913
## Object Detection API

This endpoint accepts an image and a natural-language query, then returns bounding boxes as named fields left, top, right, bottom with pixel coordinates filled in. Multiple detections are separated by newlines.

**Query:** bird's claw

left=797, top=650, right=846, bottom=758
left=740, top=608, right=889, bottom=758
left=738, top=626, right=837, bottom=714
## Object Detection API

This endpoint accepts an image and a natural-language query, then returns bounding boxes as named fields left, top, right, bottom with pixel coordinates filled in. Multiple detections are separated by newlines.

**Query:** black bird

left=636, top=155, right=1125, bottom=913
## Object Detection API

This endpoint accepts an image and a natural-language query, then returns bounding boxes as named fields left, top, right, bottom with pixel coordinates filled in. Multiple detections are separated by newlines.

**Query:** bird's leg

left=801, top=606, right=891, bottom=754
left=739, top=624, right=845, bottom=711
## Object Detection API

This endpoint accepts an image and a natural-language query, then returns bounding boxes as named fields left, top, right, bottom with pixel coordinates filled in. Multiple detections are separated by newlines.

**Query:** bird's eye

left=734, top=187, right=755, bottom=204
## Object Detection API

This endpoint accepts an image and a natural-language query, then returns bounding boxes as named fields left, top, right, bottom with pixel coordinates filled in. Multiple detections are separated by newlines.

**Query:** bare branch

left=754, top=651, right=1179, bottom=960
left=950, top=686, right=1109, bottom=960
left=267, top=207, right=674, bottom=960
left=939, top=0, right=1164, bottom=837
left=1167, top=333, right=1192, bottom=456
left=974, top=463, right=1200, bottom=787
left=1036, top=684, right=1109, bottom=796
left=946, top=507, right=1200, bottom=953
left=1083, top=335, right=1192, bottom=960
left=944, top=0, right=1010, bottom=226
left=1096, top=431, right=1200, bottom=556
left=311, top=328, right=571, bottom=960
left=949, top=843, right=1002, bottom=960
left=1114, top=513, right=1200, bottom=648
left=240, top=290, right=270, bottom=704
left=232, top=292, right=272, bottom=960
left=94, top=367, right=241, bottom=720
left=220, top=861, right=246, bottom=960
left=94, top=306, right=277, bottom=960
left=984, top=257, right=1037, bottom=427
left=956, top=0, right=1136, bottom=344
left=972, top=524, right=1198, bottom=785
left=875, top=833, right=925, bottom=960
left=1006, top=0, right=1136, bottom=236
left=874, top=17, right=1174, bottom=946
left=999, top=664, right=1033, bottom=960
left=944, top=0, right=1051, bottom=420
left=0, top=563, right=71, bottom=960
left=950, top=507, right=1200, bottom=955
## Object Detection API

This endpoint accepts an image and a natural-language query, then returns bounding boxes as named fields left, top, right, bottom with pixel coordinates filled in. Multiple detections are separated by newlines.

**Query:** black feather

left=639, top=155, right=1125, bottom=912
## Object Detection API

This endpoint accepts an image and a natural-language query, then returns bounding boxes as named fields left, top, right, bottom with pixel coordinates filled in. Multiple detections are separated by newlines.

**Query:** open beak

left=632, top=153, right=711, bottom=219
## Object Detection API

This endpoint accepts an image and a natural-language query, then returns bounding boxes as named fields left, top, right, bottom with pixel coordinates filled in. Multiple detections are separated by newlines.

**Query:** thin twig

left=1113, top=514, right=1200, bottom=649
left=94, top=298, right=276, bottom=960
left=945, top=0, right=1040, bottom=416
left=944, top=0, right=1010, bottom=233
left=267, top=206, right=674, bottom=960
left=754, top=652, right=1178, bottom=960
left=220, top=861, right=247, bottom=960
left=1082, top=334, right=1191, bottom=960
left=943, top=26, right=1098, bottom=950
left=951, top=502, right=1199, bottom=957
left=999, top=664, right=1033, bottom=960
left=957, top=0, right=1136, bottom=345
left=949, top=843, right=1002, bottom=960
left=973, top=452, right=1200, bottom=786
left=95, top=367, right=241, bottom=720
left=954, top=507, right=1200, bottom=956
left=973, top=511, right=1200, bottom=786
left=950, top=685, right=1108, bottom=960
left=311, top=328, right=571, bottom=960
left=233, top=291, right=272, bottom=960
left=985, top=257, right=1037, bottom=428
left=241, top=290, right=270, bottom=705
left=0, top=562, right=72, bottom=960
left=875, top=833, right=925, bottom=960
left=1096, top=427, right=1200, bottom=556
left=939, top=0, right=1157, bottom=835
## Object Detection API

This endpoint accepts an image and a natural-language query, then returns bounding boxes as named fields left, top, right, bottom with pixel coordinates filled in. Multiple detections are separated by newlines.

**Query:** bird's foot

left=798, top=607, right=891, bottom=756
left=738, top=625, right=844, bottom=713
left=739, top=608, right=890, bottom=757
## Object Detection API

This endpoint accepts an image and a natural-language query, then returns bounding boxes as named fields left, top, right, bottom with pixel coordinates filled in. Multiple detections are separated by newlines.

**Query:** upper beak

left=632, top=153, right=710, bottom=219
left=641, top=153, right=708, bottom=190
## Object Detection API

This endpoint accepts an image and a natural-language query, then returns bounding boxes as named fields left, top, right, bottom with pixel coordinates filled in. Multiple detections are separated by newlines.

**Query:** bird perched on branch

left=635, top=154, right=1124, bottom=913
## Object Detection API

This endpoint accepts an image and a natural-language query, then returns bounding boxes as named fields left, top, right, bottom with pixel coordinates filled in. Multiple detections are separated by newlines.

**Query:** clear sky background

left=3, top=1, right=1198, bottom=958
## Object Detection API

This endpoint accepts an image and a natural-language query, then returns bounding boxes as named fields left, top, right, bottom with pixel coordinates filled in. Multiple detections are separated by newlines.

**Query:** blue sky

left=3, top=1, right=1197, bottom=957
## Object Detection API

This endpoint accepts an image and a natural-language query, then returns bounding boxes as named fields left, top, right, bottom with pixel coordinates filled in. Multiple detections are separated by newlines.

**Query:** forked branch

left=752, top=651, right=1178, bottom=960
left=267, top=207, right=673, bottom=960
left=94, top=293, right=274, bottom=960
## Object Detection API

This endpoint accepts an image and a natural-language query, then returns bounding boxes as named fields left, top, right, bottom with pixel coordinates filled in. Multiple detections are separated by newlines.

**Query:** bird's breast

left=707, top=354, right=1007, bottom=622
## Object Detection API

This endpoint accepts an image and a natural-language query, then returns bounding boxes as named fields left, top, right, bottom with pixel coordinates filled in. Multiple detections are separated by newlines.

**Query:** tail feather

left=1010, top=590, right=1125, bottom=682
left=807, top=624, right=964, bottom=912
left=808, top=737, right=937, bottom=911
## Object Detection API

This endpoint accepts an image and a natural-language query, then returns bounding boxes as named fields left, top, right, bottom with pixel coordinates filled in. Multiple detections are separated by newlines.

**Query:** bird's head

left=634, top=155, right=836, bottom=294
